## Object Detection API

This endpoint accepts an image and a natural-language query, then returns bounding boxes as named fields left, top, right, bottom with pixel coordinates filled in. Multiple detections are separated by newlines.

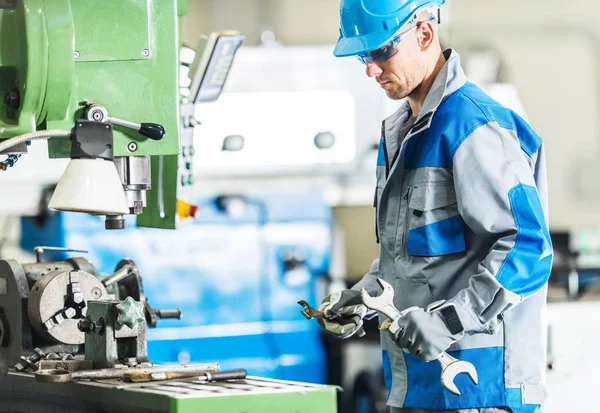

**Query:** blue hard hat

left=333, top=0, right=446, bottom=57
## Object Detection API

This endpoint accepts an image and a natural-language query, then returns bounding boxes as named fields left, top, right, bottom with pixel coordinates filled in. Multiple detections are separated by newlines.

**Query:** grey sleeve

left=351, top=258, right=380, bottom=296
left=446, top=122, right=553, bottom=334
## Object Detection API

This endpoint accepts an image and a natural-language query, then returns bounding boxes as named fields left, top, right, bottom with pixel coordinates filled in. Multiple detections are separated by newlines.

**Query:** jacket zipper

left=402, top=187, right=412, bottom=257
left=375, top=121, right=389, bottom=244
left=381, top=121, right=390, bottom=178
left=374, top=192, right=380, bottom=244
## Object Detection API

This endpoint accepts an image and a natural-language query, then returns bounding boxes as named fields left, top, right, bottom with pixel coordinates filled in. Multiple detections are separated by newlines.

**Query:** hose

left=0, top=130, right=72, bottom=153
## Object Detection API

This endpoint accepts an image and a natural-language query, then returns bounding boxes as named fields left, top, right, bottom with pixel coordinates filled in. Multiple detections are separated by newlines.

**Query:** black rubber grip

left=139, top=123, right=165, bottom=140
left=206, top=369, right=247, bottom=382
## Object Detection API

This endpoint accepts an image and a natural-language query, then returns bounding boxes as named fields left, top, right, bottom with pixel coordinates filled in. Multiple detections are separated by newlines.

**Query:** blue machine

left=21, top=191, right=331, bottom=384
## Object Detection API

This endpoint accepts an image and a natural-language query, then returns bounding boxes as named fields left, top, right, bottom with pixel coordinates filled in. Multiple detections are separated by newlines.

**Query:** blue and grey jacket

left=354, top=49, right=552, bottom=412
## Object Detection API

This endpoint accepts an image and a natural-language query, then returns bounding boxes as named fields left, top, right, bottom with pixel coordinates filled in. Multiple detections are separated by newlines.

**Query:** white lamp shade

left=49, top=159, right=129, bottom=215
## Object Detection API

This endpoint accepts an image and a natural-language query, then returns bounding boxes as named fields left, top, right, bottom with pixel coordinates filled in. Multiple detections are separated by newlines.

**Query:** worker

left=317, top=1, right=552, bottom=412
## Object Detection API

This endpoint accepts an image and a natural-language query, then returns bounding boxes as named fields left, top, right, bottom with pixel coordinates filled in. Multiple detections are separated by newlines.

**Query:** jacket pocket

left=393, top=277, right=436, bottom=310
left=405, top=181, right=466, bottom=257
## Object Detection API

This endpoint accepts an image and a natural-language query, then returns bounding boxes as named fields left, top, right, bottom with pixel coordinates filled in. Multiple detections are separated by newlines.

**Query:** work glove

left=387, top=303, right=465, bottom=362
left=318, top=290, right=368, bottom=339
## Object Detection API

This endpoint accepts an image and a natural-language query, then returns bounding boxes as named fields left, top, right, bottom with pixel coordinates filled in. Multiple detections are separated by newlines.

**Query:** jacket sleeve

left=446, top=122, right=553, bottom=334
left=351, top=258, right=380, bottom=296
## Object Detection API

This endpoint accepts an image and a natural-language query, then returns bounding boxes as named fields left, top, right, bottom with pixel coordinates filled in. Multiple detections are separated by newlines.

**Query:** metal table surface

left=0, top=372, right=338, bottom=413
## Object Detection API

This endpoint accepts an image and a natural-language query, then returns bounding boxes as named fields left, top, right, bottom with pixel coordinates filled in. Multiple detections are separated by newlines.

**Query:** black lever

left=139, top=123, right=165, bottom=141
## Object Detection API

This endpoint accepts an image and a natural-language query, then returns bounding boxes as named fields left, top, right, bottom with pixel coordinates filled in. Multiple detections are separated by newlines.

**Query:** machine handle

left=203, top=369, right=247, bottom=382
left=156, top=308, right=182, bottom=319
left=139, top=123, right=165, bottom=140
left=34, top=246, right=88, bottom=263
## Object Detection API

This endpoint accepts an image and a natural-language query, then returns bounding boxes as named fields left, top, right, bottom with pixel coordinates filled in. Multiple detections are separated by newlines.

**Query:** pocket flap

left=409, top=182, right=457, bottom=211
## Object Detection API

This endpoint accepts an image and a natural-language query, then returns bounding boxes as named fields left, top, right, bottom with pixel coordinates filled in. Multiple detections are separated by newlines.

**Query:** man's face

left=365, top=27, right=425, bottom=100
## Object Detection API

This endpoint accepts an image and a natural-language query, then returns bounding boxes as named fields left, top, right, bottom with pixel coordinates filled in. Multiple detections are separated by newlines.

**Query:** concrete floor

left=544, top=301, right=600, bottom=412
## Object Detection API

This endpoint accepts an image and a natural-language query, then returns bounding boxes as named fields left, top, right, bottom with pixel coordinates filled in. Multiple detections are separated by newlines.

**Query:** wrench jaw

left=297, top=300, right=319, bottom=320
left=359, top=278, right=394, bottom=313
left=440, top=361, right=479, bottom=396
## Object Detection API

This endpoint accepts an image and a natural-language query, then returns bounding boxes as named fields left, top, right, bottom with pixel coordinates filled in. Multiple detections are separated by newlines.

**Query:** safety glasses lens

left=357, top=41, right=398, bottom=64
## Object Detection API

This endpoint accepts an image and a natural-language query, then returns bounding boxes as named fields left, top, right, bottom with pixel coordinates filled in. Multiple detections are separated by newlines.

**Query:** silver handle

left=109, top=116, right=141, bottom=131
left=158, top=155, right=166, bottom=219
left=34, top=246, right=88, bottom=263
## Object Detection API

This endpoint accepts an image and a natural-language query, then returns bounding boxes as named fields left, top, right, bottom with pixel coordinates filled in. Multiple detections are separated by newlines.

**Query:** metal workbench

left=0, top=372, right=338, bottom=413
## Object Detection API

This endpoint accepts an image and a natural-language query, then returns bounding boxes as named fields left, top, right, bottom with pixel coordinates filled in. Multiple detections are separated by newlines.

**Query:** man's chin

left=384, top=89, right=407, bottom=100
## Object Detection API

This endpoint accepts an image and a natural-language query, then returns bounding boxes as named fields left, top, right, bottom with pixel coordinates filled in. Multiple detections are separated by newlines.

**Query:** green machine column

left=137, top=0, right=189, bottom=229
left=0, top=0, right=182, bottom=228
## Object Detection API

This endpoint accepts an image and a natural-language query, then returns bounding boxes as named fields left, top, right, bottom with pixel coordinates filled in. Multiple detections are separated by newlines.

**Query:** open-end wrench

left=360, top=278, right=478, bottom=396
left=297, top=300, right=366, bottom=337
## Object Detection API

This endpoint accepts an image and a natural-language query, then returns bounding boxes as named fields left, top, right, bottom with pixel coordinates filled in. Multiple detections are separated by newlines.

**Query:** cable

left=0, top=130, right=71, bottom=153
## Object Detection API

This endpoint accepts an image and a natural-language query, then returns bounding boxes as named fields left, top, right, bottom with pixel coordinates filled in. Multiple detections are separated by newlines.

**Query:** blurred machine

left=0, top=1, right=336, bottom=411
left=21, top=191, right=332, bottom=383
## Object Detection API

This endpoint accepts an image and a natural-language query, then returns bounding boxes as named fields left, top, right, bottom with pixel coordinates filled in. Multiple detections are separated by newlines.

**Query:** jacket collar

left=384, top=49, right=468, bottom=140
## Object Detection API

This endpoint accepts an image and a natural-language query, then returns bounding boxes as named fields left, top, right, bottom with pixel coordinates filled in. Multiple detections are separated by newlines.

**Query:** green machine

left=1, top=0, right=195, bottom=229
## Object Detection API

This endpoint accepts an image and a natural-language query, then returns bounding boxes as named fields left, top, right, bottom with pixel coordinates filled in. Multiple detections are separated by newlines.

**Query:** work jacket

left=353, top=49, right=552, bottom=412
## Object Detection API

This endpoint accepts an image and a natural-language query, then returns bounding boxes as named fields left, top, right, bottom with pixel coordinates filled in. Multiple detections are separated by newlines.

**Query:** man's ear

left=417, top=21, right=436, bottom=50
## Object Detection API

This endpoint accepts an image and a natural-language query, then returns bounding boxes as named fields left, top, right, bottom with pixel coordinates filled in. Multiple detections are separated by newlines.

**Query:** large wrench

left=360, top=278, right=478, bottom=396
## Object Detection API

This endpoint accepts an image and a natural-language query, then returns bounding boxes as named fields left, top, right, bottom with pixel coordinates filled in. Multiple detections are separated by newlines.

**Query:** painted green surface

left=72, top=0, right=149, bottom=62
left=169, top=388, right=338, bottom=413
left=46, top=0, right=180, bottom=158
left=0, top=8, right=17, bottom=121
left=177, top=0, right=188, bottom=16
left=0, top=0, right=180, bottom=158
left=0, top=7, right=16, bottom=66
left=0, top=0, right=46, bottom=135
left=137, top=154, right=179, bottom=229
left=0, top=0, right=183, bottom=229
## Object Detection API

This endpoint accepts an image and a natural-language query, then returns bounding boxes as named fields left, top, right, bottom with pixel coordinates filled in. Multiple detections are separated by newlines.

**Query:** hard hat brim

left=333, top=31, right=396, bottom=58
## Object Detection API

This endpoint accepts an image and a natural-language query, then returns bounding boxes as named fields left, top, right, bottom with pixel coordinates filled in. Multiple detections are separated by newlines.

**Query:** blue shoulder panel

left=377, top=138, right=386, bottom=166
left=496, top=184, right=553, bottom=297
left=403, top=83, right=543, bottom=169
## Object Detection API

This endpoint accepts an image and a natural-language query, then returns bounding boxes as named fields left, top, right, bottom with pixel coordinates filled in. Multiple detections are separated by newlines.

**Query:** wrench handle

left=383, top=306, right=420, bottom=334
left=435, top=351, right=457, bottom=369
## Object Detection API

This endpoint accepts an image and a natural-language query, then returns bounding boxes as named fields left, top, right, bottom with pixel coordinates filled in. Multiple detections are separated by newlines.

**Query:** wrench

left=297, top=300, right=366, bottom=338
left=360, top=278, right=478, bottom=396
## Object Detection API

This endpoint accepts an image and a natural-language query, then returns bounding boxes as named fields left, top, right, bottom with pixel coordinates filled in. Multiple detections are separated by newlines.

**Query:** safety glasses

left=356, top=15, right=436, bottom=64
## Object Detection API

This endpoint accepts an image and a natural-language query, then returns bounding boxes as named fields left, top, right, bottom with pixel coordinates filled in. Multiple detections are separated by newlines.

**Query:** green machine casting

left=0, top=0, right=185, bottom=229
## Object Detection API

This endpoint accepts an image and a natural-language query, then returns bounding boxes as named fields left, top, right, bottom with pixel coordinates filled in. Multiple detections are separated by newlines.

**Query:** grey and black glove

left=388, top=304, right=465, bottom=361
left=318, top=290, right=368, bottom=339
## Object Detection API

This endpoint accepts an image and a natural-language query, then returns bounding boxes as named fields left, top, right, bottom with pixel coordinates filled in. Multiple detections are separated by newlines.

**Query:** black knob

left=78, top=318, right=95, bottom=333
left=4, top=88, right=20, bottom=110
left=139, top=123, right=165, bottom=140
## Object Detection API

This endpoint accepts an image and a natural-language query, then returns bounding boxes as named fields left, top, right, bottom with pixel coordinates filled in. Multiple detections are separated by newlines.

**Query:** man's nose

left=366, top=61, right=382, bottom=78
